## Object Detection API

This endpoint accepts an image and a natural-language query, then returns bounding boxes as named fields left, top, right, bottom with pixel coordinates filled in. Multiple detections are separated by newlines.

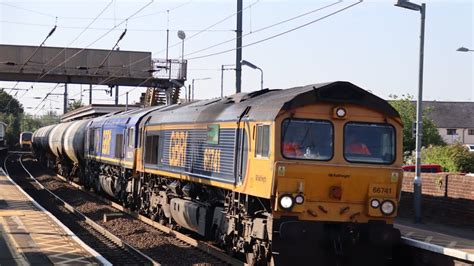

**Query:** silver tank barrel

left=63, top=120, right=90, bottom=163
left=48, top=122, right=73, bottom=158
left=32, top=124, right=56, bottom=154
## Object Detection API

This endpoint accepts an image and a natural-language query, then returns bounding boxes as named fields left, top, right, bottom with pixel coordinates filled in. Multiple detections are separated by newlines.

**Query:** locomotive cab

left=270, top=99, right=403, bottom=263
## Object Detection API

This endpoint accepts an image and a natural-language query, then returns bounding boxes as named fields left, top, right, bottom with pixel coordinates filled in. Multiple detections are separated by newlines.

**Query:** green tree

left=68, top=99, right=84, bottom=111
left=0, top=90, right=24, bottom=147
left=406, top=144, right=474, bottom=173
left=389, top=94, right=445, bottom=153
left=20, top=113, right=43, bottom=132
left=39, top=111, right=60, bottom=126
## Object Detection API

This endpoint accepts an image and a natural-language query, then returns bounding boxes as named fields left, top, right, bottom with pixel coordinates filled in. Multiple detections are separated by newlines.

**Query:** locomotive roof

left=89, top=105, right=169, bottom=128
left=144, top=81, right=400, bottom=125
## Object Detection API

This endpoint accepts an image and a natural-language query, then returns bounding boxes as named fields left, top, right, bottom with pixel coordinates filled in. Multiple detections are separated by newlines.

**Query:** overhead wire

left=88, top=0, right=261, bottom=90
left=19, top=23, right=57, bottom=72
left=0, top=2, right=56, bottom=18
left=4, top=21, right=58, bottom=109
left=88, top=0, right=343, bottom=101
left=93, top=25, right=128, bottom=75
left=13, top=0, right=359, bottom=108
left=119, top=76, right=155, bottom=97
left=16, top=0, right=114, bottom=102
left=187, top=1, right=363, bottom=61
left=33, top=0, right=154, bottom=85
left=156, top=0, right=261, bottom=57
left=184, top=1, right=341, bottom=57
left=19, top=0, right=154, bottom=112
left=90, top=0, right=339, bottom=95
left=0, top=20, right=234, bottom=32
left=10, top=0, right=188, bottom=22
left=131, top=0, right=193, bottom=20
left=32, top=83, right=61, bottom=112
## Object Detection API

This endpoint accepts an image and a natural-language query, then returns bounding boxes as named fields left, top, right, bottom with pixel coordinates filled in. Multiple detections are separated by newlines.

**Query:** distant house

left=424, top=101, right=474, bottom=145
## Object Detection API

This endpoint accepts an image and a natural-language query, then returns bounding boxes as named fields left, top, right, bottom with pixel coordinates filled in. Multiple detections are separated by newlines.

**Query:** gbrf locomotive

left=32, top=81, right=403, bottom=265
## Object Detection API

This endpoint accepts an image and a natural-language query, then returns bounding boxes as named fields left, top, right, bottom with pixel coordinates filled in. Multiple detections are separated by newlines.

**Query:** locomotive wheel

left=246, top=243, right=269, bottom=266
left=246, top=252, right=274, bottom=266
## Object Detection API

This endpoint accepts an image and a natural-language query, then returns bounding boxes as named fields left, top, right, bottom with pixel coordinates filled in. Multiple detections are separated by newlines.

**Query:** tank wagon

left=33, top=81, right=404, bottom=265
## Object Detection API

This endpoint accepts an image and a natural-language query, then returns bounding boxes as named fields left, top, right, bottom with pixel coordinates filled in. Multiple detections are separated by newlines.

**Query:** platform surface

left=0, top=168, right=107, bottom=265
left=395, top=218, right=474, bottom=263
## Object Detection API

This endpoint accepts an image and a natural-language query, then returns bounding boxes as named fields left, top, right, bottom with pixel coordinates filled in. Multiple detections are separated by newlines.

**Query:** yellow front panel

left=273, top=162, right=402, bottom=222
left=271, top=102, right=403, bottom=223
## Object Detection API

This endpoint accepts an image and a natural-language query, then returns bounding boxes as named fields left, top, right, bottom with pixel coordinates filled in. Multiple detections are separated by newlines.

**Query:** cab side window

left=144, top=135, right=159, bottom=164
left=115, top=134, right=124, bottom=158
left=128, top=127, right=135, bottom=148
left=255, top=124, right=270, bottom=158
left=88, top=129, right=95, bottom=153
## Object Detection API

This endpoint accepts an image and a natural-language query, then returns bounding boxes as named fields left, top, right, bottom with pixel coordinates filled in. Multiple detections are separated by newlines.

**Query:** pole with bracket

left=63, top=83, right=68, bottom=114
left=235, top=0, right=243, bottom=93
left=89, top=84, right=92, bottom=105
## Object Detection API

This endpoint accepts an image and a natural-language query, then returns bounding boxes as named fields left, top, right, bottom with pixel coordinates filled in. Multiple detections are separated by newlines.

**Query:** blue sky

left=0, top=0, right=472, bottom=115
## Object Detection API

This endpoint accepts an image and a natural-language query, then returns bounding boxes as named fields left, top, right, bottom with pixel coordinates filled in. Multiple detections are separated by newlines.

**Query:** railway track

left=3, top=153, right=157, bottom=265
left=11, top=153, right=243, bottom=265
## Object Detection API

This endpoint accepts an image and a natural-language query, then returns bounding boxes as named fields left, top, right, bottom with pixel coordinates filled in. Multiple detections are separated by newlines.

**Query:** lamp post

left=395, top=0, right=426, bottom=223
left=456, top=46, right=473, bottom=100
left=125, top=92, right=129, bottom=111
left=456, top=46, right=474, bottom=52
left=177, top=30, right=186, bottom=61
left=241, top=60, right=263, bottom=91
left=191, top=77, right=211, bottom=101
left=177, top=30, right=186, bottom=84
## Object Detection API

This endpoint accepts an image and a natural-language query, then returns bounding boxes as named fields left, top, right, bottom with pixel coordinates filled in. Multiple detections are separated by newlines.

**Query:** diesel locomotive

left=32, top=81, right=403, bottom=265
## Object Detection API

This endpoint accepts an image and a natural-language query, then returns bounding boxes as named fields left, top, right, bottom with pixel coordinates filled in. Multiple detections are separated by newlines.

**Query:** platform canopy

left=0, top=44, right=186, bottom=88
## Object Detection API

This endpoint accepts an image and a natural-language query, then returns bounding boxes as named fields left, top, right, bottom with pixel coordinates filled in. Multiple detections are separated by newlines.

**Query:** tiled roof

left=424, top=101, right=474, bottom=128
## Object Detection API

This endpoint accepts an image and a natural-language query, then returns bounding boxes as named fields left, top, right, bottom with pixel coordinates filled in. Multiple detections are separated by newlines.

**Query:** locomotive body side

left=82, top=106, right=166, bottom=199
left=132, top=81, right=403, bottom=264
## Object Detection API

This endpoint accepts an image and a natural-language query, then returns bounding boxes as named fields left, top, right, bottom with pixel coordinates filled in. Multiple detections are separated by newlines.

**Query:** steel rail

left=53, top=173, right=244, bottom=266
left=9, top=154, right=160, bottom=266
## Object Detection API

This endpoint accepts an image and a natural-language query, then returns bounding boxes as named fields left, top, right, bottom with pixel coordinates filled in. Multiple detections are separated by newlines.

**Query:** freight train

left=32, top=81, right=403, bottom=265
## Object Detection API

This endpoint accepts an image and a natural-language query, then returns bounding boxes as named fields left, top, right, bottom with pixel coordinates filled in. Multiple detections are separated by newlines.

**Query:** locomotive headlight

left=279, top=195, right=294, bottom=210
left=336, top=108, right=346, bottom=118
left=295, top=194, right=305, bottom=204
left=370, top=199, right=380, bottom=208
left=333, top=107, right=347, bottom=119
left=380, top=200, right=395, bottom=215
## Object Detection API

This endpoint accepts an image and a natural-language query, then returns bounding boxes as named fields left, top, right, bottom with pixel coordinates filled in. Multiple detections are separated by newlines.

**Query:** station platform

left=395, top=218, right=474, bottom=263
left=0, top=168, right=109, bottom=265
